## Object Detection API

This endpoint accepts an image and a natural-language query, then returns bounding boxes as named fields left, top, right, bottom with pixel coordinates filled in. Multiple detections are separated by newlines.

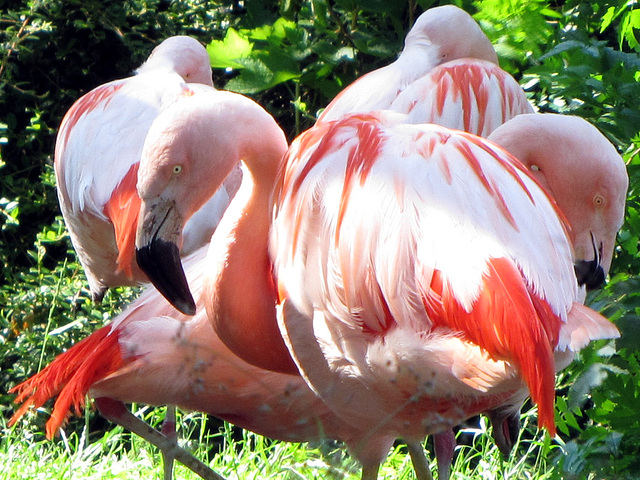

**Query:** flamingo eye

left=594, top=194, right=605, bottom=207
left=530, top=164, right=540, bottom=172
left=173, top=165, right=183, bottom=175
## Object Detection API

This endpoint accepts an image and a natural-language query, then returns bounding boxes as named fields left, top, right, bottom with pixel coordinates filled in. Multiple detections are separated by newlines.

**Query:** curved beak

left=487, top=407, right=521, bottom=458
left=573, top=232, right=606, bottom=290
left=135, top=197, right=196, bottom=315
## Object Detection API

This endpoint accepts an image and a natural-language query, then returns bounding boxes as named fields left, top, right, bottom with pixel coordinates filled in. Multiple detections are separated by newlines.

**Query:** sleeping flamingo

left=316, top=4, right=533, bottom=135
left=55, top=35, right=240, bottom=304
left=9, top=246, right=396, bottom=480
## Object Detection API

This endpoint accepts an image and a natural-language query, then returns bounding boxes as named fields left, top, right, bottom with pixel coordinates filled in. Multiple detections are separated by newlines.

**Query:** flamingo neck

left=205, top=161, right=298, bottom=375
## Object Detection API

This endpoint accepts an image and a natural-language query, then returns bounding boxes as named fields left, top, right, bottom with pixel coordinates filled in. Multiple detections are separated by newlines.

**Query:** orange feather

left=423, top=257, right=562, bottom=434
left=103, top=163, right=142, bottom=278
left=9, top=326, right=123, bottom=439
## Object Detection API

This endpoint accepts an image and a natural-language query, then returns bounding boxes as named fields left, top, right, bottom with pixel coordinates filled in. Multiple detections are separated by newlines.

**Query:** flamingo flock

left=9, top=5, right=628, bottom=480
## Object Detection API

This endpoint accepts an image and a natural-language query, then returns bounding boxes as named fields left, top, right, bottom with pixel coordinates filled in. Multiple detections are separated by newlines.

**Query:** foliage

left=1, top=0, right=640, bottom=479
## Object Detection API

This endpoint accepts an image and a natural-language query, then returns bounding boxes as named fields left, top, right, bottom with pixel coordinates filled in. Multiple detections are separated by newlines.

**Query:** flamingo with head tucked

left=317, top=5, right=533, bottom=137
left=268, top=110, right=619, bottom=473
left=55, top=35, right=240, bottom=304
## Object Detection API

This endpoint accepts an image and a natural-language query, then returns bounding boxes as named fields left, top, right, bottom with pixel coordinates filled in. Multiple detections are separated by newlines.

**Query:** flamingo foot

left=95, top=398, right=225, bottom=480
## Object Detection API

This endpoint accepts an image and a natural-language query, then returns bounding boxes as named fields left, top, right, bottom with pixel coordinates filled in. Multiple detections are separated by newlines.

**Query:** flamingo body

left=389, top=59, right=534, bottom=136
left=9, top=246, right=393, bottom=471
left=316, top=3, right=534, bottom=215
left=55, top=36, right=239, bottom=302
left=317, top=5, right=508, bottom=126
left=271, top=111, right=619, bottom=442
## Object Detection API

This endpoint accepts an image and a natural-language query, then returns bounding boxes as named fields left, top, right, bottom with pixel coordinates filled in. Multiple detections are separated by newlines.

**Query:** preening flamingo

left=55, top=35, right=240, bottom=303
left=9, top=245, right=396, bottom=480
left=268, top=111, right=619, bottom=471
left=318, top=5, right=532, bottom=472
left=316, top=4, right=533, bottom=134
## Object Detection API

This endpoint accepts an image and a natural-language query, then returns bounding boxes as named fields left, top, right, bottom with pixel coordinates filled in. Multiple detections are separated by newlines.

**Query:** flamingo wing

left=391, top=59, right=535, bottom=136
left=272, top=111, right=578, bottom=436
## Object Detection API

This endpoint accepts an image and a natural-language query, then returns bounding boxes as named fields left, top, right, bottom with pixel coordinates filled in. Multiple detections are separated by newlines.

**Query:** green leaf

left=600, top=6, right=617, bottom=33
left=207, top=28, right=254, bottom=69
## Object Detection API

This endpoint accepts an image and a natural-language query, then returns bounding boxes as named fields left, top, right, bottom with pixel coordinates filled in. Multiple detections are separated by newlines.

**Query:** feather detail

left=422, top=257, right=562, bottom=434
left=103, top=163, right=141, bottom=278
left=558, top=302, right=620, bottom=352
left=9, top=326, right=123, bottom=439
left=56, top=82, right=125, bottom=157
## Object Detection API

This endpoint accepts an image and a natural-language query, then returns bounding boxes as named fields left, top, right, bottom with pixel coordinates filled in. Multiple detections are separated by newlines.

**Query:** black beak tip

left=136, top=240, right=196, bottom=316
left=574, top=259, right=606, bottom=290
left=488, top=408, right=521, bottom=458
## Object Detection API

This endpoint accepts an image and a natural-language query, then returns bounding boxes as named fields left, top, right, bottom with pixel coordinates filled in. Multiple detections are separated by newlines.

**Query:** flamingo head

left=489, top=113, right=628, bottom=289
left=135, top=91, right=244, bottom=315
left=135, top=90, right=287, bottom=315
left=403, top=5, right=499, bottom=67
left=136, top=35, right=213, bottom=87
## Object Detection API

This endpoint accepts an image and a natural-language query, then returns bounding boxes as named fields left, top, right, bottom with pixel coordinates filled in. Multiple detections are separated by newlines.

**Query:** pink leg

left=433, top=430, right=456, bottom=480
left=405, top=440, right=434, bottom=480
left=95, top=398, right=225, bottom=480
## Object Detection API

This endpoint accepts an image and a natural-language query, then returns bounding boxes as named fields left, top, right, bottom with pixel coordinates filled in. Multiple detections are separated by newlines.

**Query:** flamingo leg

left=433, top=430, right=456, bottom=480
left=360, top=462, right=381, bottom=480
left=405, top=440, right=434, bottom=480
left=160, top=406, right=177, bottom=480
left=95, top=398, right=225, bottom=480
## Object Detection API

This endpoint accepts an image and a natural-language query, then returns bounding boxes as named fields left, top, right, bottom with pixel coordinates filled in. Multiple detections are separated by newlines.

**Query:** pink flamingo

left=317, top=5, right=533, bottom=136
left=9, top=246, right=395, bottom=480
left=129, top=87, right=621, bottom=478
left=317, top=7, right=534, bottom=473
left=268, top=110, right=620, bottom=472
left=55, top=35, right=240, bottom=304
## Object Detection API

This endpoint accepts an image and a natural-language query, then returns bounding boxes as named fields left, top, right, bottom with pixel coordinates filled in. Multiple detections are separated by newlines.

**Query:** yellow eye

left=594, top=194, right=605, bottom=207
left=173, top=165, right=182, bottom=175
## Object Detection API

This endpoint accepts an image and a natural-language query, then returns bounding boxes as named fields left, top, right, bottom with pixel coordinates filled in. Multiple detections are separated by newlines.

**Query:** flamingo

left=316, top=5, right=533, bottom=135
left=129, top=89, right=440, bottom=479
left=54, top=35, right=241, bottom=304
left=9, top=245, right=397, bottom=480
left=267, top=111, right=620, bottom=473
left=128, top=90, right=621, bottom=480
left=489, top=113, right=628, bottom=290
left=317, top=5, right=532, bottom=472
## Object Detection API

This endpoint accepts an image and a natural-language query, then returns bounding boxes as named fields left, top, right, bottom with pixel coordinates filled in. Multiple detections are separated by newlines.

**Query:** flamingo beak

left=573, top=233, right=606, bottom=290
left=135, top=197, right=196, bottom=315
left=487, top=407, right=521, bottom=458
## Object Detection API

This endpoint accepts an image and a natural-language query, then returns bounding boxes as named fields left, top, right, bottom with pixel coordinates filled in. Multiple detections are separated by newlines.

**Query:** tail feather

left=9, top=326, right=123, bottom=439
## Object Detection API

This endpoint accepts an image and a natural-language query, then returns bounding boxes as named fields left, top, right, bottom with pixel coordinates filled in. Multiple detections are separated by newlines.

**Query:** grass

left=2, top=399, right=562, bottom=480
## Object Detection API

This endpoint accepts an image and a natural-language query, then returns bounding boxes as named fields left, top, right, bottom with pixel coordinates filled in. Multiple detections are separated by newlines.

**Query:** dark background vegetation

left=1, top=0, right=640, bottom=478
